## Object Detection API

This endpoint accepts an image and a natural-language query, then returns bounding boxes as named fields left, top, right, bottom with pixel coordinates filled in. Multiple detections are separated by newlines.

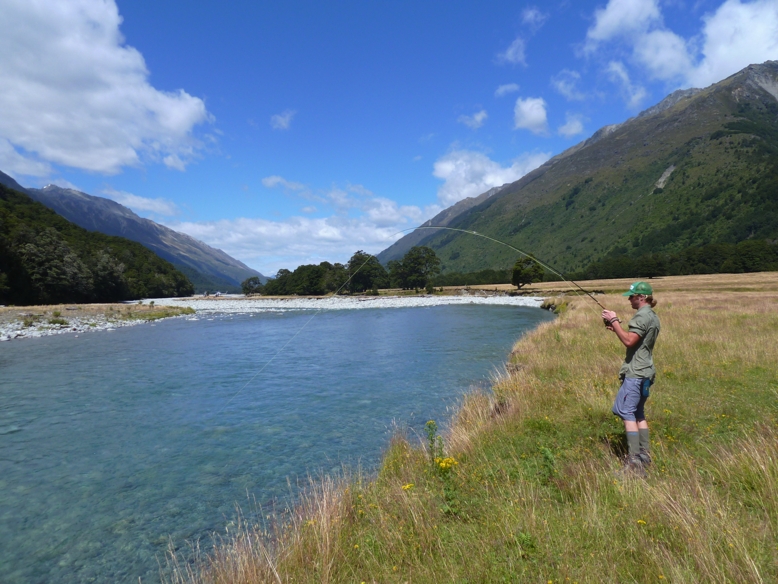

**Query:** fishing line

left=393, top=225, right=607, bottom=313
left=216, top=225, right=606, bottom=413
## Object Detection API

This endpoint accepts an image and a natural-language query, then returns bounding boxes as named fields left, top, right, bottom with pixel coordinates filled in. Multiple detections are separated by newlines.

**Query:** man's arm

left=601, top=309, right=641, bottom=348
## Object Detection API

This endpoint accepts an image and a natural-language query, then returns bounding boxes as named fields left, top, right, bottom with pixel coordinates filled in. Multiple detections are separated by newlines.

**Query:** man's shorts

left=612, top=377, right=648, bottom=422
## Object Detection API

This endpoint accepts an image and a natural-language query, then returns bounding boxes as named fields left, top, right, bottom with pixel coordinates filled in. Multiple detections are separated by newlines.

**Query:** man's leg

left=624, top=420, right=640, bottom=458
left=637, top=419, right=650, bottom=464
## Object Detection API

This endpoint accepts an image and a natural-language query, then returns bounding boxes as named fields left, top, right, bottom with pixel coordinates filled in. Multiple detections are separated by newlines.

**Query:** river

left=0, top=299, right=552, bottom=582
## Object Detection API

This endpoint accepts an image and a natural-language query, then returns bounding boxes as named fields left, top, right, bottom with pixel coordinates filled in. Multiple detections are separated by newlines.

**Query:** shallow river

left=0, top=302, right=552, bottom=582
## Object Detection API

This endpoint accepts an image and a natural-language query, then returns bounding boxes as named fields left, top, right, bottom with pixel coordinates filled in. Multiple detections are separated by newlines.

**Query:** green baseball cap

left=622, top=281, right=653, bottom=296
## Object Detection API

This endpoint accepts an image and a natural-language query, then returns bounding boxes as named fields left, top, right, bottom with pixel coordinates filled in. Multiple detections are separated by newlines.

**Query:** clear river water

left=0, top=302, right=553, bottom=583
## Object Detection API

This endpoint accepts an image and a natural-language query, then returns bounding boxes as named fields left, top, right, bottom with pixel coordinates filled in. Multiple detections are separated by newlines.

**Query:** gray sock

left=627, top=432, right=640, bottom=457
left=638, top=428, right=650, bottom=454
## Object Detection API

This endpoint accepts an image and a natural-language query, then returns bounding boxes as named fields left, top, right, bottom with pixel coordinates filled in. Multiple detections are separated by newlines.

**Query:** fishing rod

left=392, top=225, right=607, bottom=312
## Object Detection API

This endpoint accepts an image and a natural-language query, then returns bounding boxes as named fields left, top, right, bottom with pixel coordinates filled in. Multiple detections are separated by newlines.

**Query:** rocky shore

left=0, top=293, right=547, bottom=342
left=0, top=303, right=193, bottom=342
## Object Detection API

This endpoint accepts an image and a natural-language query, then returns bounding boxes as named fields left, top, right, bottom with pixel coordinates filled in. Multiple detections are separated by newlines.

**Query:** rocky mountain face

left=380, top=61, right=778, bottom=275
left=0, top=173, right=265, bottom=291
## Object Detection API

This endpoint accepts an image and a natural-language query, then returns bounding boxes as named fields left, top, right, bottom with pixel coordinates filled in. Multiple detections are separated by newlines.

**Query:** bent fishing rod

left=392, top=225, right=607, bottom=312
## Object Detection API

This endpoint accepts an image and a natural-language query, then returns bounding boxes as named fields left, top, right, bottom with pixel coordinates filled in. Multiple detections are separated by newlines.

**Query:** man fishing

left=601, top=282, right=660, bottom=475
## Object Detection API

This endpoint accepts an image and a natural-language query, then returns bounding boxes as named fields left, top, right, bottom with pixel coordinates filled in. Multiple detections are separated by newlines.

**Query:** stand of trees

left=387, top=246, right=441, bottom=289
left=570, top=239, right=778, bottom=280
left=242, top=251, right=389, bottom=296
left=0, top=185, right=194, bottom=305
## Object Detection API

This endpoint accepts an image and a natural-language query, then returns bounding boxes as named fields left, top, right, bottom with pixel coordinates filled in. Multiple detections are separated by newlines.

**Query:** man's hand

left=602, top=309, right=620, bottom=327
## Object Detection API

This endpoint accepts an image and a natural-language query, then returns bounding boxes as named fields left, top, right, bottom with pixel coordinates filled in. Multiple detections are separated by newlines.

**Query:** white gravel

left=150, top=293, right=546, bottom=315
left=0, top=314, right=149, bottom=342
left=0, top=293, right=547, bottom=342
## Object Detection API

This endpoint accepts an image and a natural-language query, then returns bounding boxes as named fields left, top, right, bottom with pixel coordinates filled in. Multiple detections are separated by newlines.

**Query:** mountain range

left=0, top=171, right=265, bottom=292
left=378, top=61, right=778, bottom=276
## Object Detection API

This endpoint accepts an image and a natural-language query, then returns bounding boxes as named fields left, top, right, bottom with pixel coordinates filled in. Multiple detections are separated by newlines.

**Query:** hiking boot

left=636, top=449, right=652, bottom=467
left=615, top=455, right=646, bottom=479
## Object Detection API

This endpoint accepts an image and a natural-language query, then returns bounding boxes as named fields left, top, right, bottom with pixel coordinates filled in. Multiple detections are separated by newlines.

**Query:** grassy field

left=168, top=273, right=778, bottom=583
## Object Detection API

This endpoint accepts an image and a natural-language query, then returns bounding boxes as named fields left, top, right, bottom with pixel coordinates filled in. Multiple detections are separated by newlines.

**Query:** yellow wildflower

left=637, top=519, right=647, bottom=525
left=402, top=483, right=414, bottom=490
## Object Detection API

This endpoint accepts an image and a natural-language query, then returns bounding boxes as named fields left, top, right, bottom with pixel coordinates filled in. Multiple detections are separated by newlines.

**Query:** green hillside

left=396, top=62, right=778, bottom=276
left=0, top=184, right=194, bottom=305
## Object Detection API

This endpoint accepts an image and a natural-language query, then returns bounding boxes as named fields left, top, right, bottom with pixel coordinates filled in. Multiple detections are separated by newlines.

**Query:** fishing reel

left=603, top=316, right=621, bottom=328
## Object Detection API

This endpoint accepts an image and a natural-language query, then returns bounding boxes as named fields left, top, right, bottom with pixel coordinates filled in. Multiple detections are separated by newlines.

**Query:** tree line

left=570, top=239, right=778, bottom=280
left=241, top=246, right=549, bottom=296
left=0, top=185, right=194, bottom=305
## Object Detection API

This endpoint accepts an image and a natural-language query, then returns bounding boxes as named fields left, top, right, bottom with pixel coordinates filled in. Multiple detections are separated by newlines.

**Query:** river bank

left=0, top=303, right=194, bottom=342
left=169, top=271, right=778, bottom=583
left=0, top=294, right=546, bottom=342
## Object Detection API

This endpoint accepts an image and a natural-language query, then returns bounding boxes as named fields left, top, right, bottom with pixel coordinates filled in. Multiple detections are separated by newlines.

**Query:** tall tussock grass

left=167, top=276, right=778, bottom=583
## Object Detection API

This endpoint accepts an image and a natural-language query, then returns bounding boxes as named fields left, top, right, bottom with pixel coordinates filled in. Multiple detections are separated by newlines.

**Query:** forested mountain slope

left=0, top=184, right=193, bottom=305
left=0, top=172, right=265, bottom=292
left=381, top=61, right=778, bottom=275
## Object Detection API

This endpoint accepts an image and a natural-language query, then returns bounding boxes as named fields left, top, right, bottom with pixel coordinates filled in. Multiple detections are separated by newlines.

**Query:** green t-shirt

left=619, top=305, right=660, bottom=380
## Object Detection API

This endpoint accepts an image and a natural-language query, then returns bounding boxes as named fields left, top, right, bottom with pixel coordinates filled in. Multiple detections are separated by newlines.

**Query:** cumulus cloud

left=270, top=110, right=296, bottom=130
left=689, top=0, right=778, bottom=87
left=0, top=139, right=52, bottom=178
left=585, top=0, right=778, bottom=90
left=551, top=69, right=585, bottom=101
left=0, top=0, right=211, bottom=176
left=102, top=188, right=180, bottom=216
left=513, top=97, right=549, bottom=134
left=585, top=0, right=661, bottom=49
left=433, top=149, right=551, bottom=206
left=495, top=83, right=520, bottom=97
left=165, top=185, right=432, bottom=273
left=167, top=215, right=410, bottom=275
left=558, top=114, right=586, bottom=138
left=633, top=29, right=694, bottom=82
left=457, top=109, right=488, bottom=129
left=498, top=37, right=527, bottom=65
left=262, top=175, right=306, bottom=190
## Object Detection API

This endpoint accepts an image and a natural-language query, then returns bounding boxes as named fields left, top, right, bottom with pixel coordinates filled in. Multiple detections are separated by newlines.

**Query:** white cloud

left=301, top=206, right=317, bottom=214
left=689, top=0, right=778, bottom=87
left=584, top=0, right=778, bottom=90
left=498, top=37, right=527, bottom=65
left=522, top=7, right=549, bottom=28
left=0, top=139, right=52, bottom=178
left=586, top=0, right=661, bottom=48
left=433, top=149, right=551, bottom=206
left=102, top=188, right=180, bottom=216
left=457, top=109, right=488, bottom=129
left=513, top=97, right=549, bottom=134
left=633, top=29, right=694, bottom=82
left=558, top=114, right=586, bottom=138
left=495, top=83, right=520, bottom=97
left=607, top=61, right=647, bottom=108
left=551, top=69, right=585, bottom=101
left=0, top=0, right=211, bottom=176
left=262, top=175, right=306, bottom=190
left=270, top=110, right=296, bottom=130
left=166, top=195, right=429, bottom=274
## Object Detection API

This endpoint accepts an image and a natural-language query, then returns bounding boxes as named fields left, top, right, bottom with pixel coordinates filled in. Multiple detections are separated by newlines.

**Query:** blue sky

left=2, top=0, right=778, bottom=275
